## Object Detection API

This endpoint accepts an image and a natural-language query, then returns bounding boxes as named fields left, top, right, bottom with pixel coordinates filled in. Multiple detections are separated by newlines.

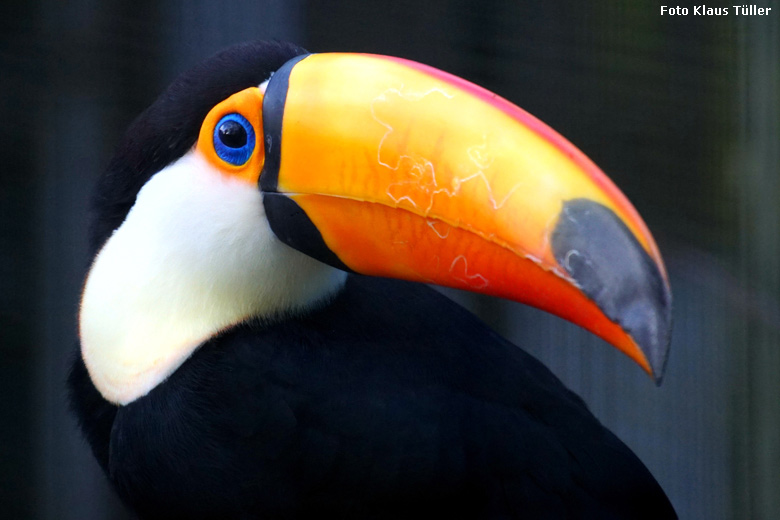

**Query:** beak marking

left=427, top=219, right=451, bottom=239
left=264, top=193, right=353, bottom=273
left=450, top=255, right=489, bottom=289
left=260, top=53, right=311, bottom=193
left=552, top=198, right=672, bottom=380
left=374, top=89, right=523, bottom=217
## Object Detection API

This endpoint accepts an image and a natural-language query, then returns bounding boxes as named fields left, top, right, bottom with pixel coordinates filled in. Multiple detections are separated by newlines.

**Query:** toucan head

left=80, top=41, right=672, bottom=405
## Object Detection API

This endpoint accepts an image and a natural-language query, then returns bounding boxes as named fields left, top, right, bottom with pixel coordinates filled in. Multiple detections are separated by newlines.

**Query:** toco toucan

left=69, top=41, right=675, bottom=519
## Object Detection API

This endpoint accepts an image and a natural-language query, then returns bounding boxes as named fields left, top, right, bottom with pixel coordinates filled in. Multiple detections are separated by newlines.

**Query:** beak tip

left=642, top=295, right=673, bottom=386
left=650, top=340, right=670, bottom=386
left=622, top=275, right=672, bottom=384
left=638, top=309, right=672, bottom=386
left=552, top=198, right=673, bottom=382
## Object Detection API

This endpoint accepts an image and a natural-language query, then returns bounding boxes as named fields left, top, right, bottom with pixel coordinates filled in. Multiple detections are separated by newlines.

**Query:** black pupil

left=218, top=120, right=247, bottom=148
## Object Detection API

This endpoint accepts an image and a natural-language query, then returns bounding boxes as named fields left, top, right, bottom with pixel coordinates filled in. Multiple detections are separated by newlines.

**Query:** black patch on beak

left=259, top=53, right=311, bottom=193
left=551, top=199, right=672, bottom=382
left=263, top=193, right=353, bottom=273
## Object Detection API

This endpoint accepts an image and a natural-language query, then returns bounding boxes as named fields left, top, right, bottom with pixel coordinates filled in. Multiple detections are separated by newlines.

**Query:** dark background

left=1, top=1, right=778, bottom=518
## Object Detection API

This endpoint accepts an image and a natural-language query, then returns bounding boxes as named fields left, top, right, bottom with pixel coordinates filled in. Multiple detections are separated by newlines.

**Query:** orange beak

left=259, top=53, right=672, bottom=382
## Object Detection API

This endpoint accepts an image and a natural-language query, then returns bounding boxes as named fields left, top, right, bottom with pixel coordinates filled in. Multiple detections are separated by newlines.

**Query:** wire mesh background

left=1, top=1, right=778, bottom=518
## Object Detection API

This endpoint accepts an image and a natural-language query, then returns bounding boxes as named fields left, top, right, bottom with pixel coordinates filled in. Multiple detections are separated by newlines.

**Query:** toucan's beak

left=259, top=53, right=672, bottom=382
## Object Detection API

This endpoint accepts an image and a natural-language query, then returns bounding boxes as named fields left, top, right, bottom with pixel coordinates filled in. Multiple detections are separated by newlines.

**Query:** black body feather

left=70, top=276, right=675, bottom=519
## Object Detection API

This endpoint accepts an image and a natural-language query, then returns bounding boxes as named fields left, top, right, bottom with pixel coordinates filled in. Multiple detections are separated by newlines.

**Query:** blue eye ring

left=213, top=113, right=256, bottom=166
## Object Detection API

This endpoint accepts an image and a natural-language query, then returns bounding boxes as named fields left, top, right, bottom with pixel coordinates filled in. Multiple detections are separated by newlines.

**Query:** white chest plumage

left=79, top=150, right=346, bottom=405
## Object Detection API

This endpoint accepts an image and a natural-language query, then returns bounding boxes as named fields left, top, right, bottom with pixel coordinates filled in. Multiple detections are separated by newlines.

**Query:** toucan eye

left=213, top=113, right=255, bottom=166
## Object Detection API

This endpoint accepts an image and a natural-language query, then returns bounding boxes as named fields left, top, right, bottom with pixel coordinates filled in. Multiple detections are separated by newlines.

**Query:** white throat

left=79, top=151, right=346, bottom=405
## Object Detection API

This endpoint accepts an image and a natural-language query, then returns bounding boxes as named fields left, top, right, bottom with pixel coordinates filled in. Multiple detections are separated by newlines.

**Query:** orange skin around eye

left=196, top=87, right=265, bottom=185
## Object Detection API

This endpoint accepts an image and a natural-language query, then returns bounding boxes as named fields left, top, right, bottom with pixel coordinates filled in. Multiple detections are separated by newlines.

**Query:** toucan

left=69, top=41, right=675, bottom=519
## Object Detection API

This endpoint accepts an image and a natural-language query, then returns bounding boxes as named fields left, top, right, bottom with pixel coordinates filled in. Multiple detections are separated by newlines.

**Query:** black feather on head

left=88, top=40, right=307, bottom=256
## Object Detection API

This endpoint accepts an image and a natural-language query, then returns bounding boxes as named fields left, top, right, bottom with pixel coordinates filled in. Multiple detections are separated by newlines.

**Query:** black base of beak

left=264, top=193, right=353, bottom=273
